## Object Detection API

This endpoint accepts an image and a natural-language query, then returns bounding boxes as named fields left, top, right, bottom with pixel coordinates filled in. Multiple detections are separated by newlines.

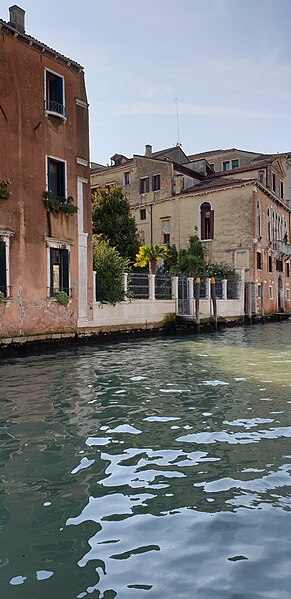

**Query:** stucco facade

left=0, top=6, right=92, bottom=339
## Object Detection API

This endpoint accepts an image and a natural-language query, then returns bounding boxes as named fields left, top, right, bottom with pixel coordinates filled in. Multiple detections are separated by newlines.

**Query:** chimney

left=145, top=144, right=152, bottom=157
left=9, top=5, right=25, bottom=33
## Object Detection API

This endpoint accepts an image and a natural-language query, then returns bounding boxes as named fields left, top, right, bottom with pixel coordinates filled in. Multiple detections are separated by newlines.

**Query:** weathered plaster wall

left=0, top=25, right=92, bottom=338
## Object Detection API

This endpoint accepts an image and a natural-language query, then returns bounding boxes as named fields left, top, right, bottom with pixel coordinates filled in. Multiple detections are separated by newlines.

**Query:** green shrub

left=55, top=291, right=70, bottom=306
left=93, top=234, right=129, bottom=305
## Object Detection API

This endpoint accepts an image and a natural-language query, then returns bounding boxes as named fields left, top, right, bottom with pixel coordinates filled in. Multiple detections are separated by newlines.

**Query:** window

left=0, top=240, right=7, bottom=297
left=259, top=170, right=265, bottom=185
left=256, top=200, right=261, bottom=237
left=267, top=208, right=271, bottom=241
left=257, top=284, right=262, bottom=299
left=284, top=221, right=288, bottom=243
left=200, top=202, right=214, bottom=240
left=257, top=251, right=262, bottom=270
left=268, top=255, right=273, bottom=273
left=269, top=286, right=273, bottom=299
left=152, top=174, right=161, bottom=192
left=287, top=288, right=290, bottom=301
left=272, top=172, right=276, bottom=193
left=162, top=220, right=170, bottom=245
left=276, top=258, right=283, bottom=272
left=49, top=248, right=69, bottom=296
left=209, top=163, right=215, bottom=171
left=222, top=161, right=231, bottom=171
left=287, top=262, right=290, bottom=278
left=47, top=157, right=66, bottom=198
left=280, top=180, right=284, bottom=199
left=45, top=70, right=66, bottom=118
left=139, top=177, right=149, bottom=194
left=140, top=208, right=146, bottom=220
left=124, top=172, right=130, bottom=185
left=222, top=159, right=239, bottom=170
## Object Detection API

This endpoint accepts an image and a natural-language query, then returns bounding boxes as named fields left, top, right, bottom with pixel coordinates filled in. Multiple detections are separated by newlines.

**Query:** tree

left=134, top=244, right=168, bottom=274
left=164, top=235, right=207, bottom=277
left=93, top=235, right=129, bottom=304
left=92, top=184, right=139, bottom=262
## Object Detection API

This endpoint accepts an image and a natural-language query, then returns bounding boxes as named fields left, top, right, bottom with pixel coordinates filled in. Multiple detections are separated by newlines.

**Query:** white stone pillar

left=222, top=279, right=227, bottom=300
left=188, top=277, right=194, bottom=316
left=149, top=274, right=155, bottom=300
left=123, top=272, right=128, bottom=299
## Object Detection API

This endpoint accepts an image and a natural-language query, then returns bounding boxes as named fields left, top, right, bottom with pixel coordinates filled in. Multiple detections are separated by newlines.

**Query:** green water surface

left=0, top=322, right=291, bottom=598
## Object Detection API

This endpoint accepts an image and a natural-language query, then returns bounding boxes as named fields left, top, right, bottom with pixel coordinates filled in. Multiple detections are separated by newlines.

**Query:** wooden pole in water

left=247, top=281, right=253, bottom=325
left=194, top=276, right=200, bottom=331
left=210, top=277, right=217, bottom=330
left=261, top=282, right=265, bottom=324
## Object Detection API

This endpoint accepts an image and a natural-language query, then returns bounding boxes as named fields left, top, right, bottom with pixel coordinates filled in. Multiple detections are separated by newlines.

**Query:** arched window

left=200, top=202, right=214, bottom=240
left=267, top=208, right=271, bottom=241
left=256, top=200, right=261, bottom=237
left=272, top=212, right=276, bottom=241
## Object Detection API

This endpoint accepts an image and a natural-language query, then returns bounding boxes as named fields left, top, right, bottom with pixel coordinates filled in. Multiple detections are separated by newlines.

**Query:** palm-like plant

left=134, top=244, right=168, bottom=274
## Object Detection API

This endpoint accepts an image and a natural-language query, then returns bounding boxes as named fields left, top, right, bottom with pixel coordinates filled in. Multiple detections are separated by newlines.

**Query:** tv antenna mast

left=175, top=97, right=181, bottom=147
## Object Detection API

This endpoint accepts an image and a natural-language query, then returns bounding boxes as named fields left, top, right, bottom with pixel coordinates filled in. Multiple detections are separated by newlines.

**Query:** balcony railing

left=44, top=99, right=66, bottom=118
left=0, top=286, right=12, bottom=300
left=48, top=287, right=72, bottom=298
left=273, top=241, right=291, bottom=257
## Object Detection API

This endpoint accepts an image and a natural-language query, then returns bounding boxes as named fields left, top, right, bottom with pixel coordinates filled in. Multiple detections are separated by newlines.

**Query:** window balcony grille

left=48, top=287, right=72, bottom=298
left=44, top=99, right=66, bottom=118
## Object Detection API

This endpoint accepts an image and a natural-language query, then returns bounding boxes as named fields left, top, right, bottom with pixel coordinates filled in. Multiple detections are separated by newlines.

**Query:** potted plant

left=42, top=191, right=78, bottom=215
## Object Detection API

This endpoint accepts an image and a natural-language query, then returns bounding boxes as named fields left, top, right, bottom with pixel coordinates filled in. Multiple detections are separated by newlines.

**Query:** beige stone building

left=91, top=145, right=291, bottom=314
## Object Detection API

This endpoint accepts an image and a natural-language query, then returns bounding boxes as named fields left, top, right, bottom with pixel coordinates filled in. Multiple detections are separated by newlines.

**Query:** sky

left=1, top=0, right=291, bottom=164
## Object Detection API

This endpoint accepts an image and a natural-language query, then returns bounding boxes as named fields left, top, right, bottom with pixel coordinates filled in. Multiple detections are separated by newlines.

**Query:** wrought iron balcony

left=273, top=241, right=291, bottom=257
left=44, top=99, right=66, bottom=118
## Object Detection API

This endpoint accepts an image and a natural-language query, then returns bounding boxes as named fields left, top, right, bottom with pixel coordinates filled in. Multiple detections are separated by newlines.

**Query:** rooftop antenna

left=175, top=97, right=181, bottom=147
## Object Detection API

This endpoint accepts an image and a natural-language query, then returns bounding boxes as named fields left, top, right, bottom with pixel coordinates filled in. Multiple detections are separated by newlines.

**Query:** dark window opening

left=272, top=172, right=276, bottom=193
left=152, top=174, right=161, bottom=192
left=140, top=208, right=146, bottom=220
left=280, top=181, right=284, bottom=199
left=50, top=248, right=69, bottom=296
left=124, top=172, right=130, bottom=185
left=48, top=158, right=65, bottom=199
left=139, top=177, right=149, bottom=194
left=257, top=251, right=262, bottom=270
left=222, top=161, right=230, bottom=171
left=162, top=220, right=170, bottom=245
left=268, top=255, right=273, bottom=272
left=201, top=202, right=214, bottom=240
left=45, top=71, right=66, bottom=117
left=0, top=241, right=7, bottom=297
left=276, top=258, right=283, bottom=272
left=232, top=159, right=239, bottom=168
left=286, top=262, right=290, bottom=278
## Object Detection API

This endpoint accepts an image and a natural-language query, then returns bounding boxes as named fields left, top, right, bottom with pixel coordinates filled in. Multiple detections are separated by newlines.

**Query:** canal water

left=1, top=322, right=291, bottom=599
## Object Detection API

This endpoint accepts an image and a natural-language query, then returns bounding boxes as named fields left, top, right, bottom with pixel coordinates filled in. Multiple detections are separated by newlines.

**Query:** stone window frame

left=44, top=67, right=67, bottom=121
left=0, top=229, right=14, bottom=300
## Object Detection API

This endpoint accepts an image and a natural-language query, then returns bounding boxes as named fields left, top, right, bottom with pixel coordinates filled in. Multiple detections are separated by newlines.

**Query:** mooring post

left=247, top=281, right=253, bottom=325
left=194, top=276, right=200, bottom=331
left=123, top=272, right=128, bottom=299
left=261, top=282, right=265, bottom=324
left=210, top=277, right=217, bottom=330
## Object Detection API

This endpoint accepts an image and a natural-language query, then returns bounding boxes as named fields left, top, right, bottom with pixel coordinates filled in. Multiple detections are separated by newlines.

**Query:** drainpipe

left=150, top=204, right=153, bottom=244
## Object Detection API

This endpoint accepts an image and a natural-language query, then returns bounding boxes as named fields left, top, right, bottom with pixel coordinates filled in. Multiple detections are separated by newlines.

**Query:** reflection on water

left=0, top=322, right=291, bottom=598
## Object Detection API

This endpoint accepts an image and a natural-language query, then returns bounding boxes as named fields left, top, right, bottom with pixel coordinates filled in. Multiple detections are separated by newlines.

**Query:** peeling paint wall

left=0, top=23, right=92, bottom=338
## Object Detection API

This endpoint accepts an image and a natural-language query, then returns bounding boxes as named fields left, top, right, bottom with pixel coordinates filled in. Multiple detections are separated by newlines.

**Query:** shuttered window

left=162, top=219, right=170, bottom=244
left=139, top=177, right=149, bottom=194
left=201, top=202, right=214, bottom=240
left=0, top=241, right=7, bottom=296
